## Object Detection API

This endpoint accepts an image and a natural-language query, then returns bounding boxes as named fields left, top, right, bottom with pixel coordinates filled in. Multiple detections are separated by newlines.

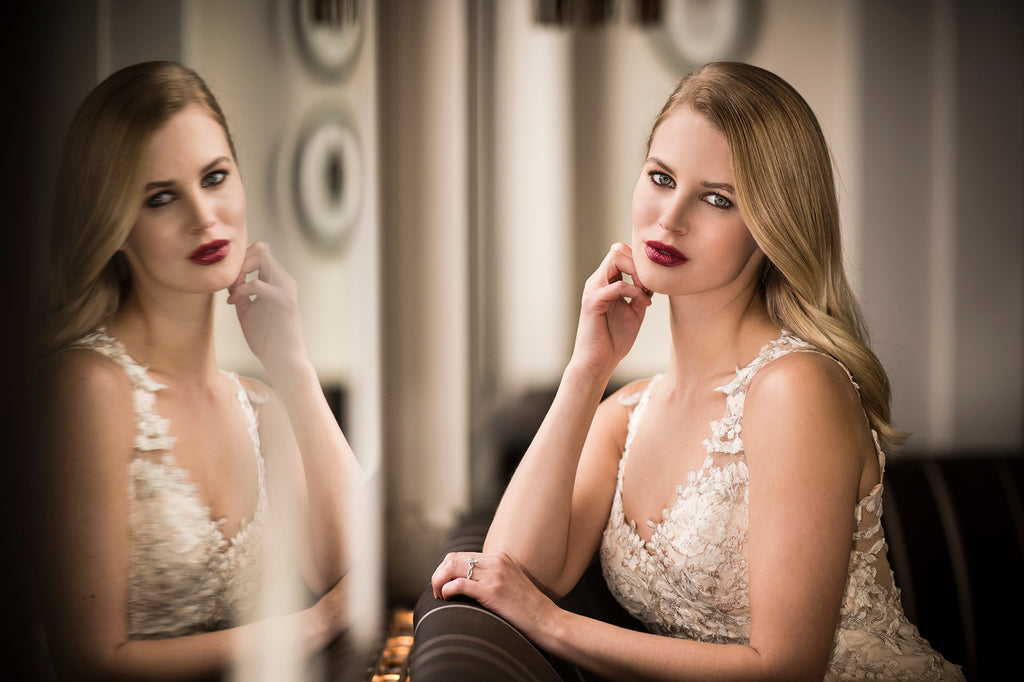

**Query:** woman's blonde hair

left=41, top=60, right=236, bottom=356
left=650, top=61, right=905, bottom=451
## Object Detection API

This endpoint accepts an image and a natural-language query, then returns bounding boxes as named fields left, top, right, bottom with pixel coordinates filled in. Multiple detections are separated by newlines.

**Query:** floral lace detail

left=72, top=329, right=269, bottom=639
left=600, top=331, right=964, bottom=680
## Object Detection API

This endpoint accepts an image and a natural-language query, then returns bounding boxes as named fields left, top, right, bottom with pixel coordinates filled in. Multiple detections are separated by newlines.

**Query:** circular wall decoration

left=293, top=0, right=364, bottom=80
left=652, top=0, right=760, bottom=69
left=293, top=111, right=363, bottom=254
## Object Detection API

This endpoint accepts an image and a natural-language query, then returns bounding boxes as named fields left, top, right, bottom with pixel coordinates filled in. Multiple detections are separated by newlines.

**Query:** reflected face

left=122, top=105, right=246, bottom=297
left=631, top=107, right=763, bottom=298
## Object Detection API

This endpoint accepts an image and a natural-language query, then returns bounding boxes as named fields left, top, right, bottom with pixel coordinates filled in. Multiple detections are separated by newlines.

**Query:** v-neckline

left=99, top=327, right=265, bottom=551
left=615, top=332, right=789, bottom=545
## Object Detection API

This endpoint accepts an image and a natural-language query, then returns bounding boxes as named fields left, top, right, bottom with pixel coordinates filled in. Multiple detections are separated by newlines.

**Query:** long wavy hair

left=41, top=60, right=237, bottom=356
left=650, top=61, right=905, bottom=451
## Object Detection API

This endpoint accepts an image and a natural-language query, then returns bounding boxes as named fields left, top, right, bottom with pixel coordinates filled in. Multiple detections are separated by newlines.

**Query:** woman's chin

left=634, top=262, right=673, bottom=295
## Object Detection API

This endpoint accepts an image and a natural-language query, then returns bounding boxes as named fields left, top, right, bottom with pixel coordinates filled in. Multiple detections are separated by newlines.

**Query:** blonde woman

left=432, top=62, right=963, bottom=680
left=35, top=61, right=358, bottom=679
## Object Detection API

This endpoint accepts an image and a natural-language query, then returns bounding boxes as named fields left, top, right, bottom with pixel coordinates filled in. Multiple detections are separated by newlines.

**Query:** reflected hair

left=41, top=60, right=236, bottom=356
left=649, top=61, right=905, bottom=451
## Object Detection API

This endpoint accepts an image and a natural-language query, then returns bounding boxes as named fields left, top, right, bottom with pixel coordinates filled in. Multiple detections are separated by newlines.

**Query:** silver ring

left=466, top=556, right=478, bottom=580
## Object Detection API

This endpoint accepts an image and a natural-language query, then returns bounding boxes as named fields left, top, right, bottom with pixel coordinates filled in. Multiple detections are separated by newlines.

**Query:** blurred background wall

left=4, top=0, right=1021, bottom=661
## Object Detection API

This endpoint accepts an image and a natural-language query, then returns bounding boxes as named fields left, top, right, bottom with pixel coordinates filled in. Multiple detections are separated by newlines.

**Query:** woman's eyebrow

left=647, top=158, right=735, bottom=193
left=701, top=181, right=736, bottom=194
left=144, top=179, right=174, bottom=192
left=144, top=157, right=231, bottom=191
left=647, top=157, right=673, bottom=174
left=201, top=156, right=231, bottom=174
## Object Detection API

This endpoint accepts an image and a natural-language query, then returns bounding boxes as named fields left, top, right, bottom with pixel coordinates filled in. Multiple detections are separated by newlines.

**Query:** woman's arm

left=482, top=243, right=652, bottom=596
left=228, top=242, right=361, bottom=592
left=35, top=351, right=350, bottom=680
left=435, top=352, right=874, bottom=681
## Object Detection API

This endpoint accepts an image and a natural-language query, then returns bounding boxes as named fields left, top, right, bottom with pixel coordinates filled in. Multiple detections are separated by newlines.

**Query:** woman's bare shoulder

left=606, top=376, right=657, bottom=404
left=592, top=377, right=657, bottom=438
left=744, top=350, right=872, bottom=472
left=39, top=346, right=133, bottom=398
left=236, top=374, right=273, bottom=400
left=747, top=350, right=860, bottom=413
left=36, top=347, right=136, bottom=471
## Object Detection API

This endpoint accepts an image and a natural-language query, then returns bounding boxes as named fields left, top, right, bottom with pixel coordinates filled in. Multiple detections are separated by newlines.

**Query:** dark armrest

left=411, top=502, right=563, bottom=682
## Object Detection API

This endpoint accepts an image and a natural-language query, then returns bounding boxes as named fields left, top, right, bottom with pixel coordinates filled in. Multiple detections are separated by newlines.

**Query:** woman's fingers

left=587, top=279, right=651, bottom=306
left=589, top=243, right=650, bottom=299
left=227, top=242, right=308, bottom=371
left=432, top=553, right=457, bottom=597
left=592, top=242, right=631, bottom=286
left=231, top=242, right=263, bottom=288
left=228, top=242, right=298, bottom=304
left=229, top=241, right=281, bottom=292
left=431, top=551, right=555, bottom=643
left=432, top=552, right=501, bottom=599
left=440, top=576, right=480, bottom=601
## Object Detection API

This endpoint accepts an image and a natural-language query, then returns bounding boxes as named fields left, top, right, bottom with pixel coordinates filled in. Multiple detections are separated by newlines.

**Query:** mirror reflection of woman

left=432, top=62, right=964, bottom=680
left=35, top=61, right=359, bottom=679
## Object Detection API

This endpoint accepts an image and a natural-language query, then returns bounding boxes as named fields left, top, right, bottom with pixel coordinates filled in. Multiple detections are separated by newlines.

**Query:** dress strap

left=70, top=327, right=176, bottom=453
left=222, top=370, right=268, bottom=498
left=617, top=375, right=663, bottom=463
left=704, top=331, right=815, bottom=456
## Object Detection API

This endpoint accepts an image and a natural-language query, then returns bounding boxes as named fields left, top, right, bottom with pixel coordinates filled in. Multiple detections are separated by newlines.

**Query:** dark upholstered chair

left=882, top=453, right=1024, bottom=681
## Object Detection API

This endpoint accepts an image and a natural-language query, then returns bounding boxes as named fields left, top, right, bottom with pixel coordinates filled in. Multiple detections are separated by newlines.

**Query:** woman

left=431, top=62, right=963, bottom=680
left=35, top=61, right=359, bottom=679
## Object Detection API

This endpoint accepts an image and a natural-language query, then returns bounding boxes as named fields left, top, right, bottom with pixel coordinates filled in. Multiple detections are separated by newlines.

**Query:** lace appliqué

left=600, top=332, right=964, bottom=680
left=72, top=329, right=270, bottom=640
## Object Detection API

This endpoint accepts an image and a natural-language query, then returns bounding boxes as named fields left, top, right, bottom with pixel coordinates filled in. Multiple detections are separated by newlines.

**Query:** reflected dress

left=72, top=328, right=269, bottom=639
left=600, top=332, right=964, bottom=680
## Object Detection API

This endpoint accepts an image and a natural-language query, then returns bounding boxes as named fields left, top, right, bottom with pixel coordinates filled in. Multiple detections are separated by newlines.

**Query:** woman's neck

left=105, top=293, right=220, bottom=383
left=663, top=286, right=779, bottom=390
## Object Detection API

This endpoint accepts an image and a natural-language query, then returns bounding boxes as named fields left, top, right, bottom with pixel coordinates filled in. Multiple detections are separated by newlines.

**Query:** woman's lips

left=189, top=239, right=230, bottom=265
left=645, top=240, right=688, bottom=267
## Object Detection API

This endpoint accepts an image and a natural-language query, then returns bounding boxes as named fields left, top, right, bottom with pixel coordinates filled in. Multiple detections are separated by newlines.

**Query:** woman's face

left=121, top=104, right=246, bottom=298
left=631, top=107, right=763, bottom=299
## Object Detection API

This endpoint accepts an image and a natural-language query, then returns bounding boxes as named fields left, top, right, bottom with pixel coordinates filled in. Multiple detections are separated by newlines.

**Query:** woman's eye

left=202, top=170, right=227, bottom=187
left=145, top=191, right=173, bottom=208
left=704, top=193, right=733, bottom=209
left=649, top=171, right=674, bottom=188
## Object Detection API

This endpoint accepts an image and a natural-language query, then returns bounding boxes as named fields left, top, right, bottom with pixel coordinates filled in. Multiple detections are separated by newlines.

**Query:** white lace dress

left=72, top=328, right=269, bottom=639
left=600, top=332, right=964, bottom=680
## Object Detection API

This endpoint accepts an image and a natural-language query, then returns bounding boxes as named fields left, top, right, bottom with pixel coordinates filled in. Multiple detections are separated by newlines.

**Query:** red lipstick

left=645, top=240, right=688, bottom=267
left=189, top=239, right=230, bottom=265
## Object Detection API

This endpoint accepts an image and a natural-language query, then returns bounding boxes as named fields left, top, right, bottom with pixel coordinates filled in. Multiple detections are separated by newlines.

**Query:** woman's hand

left=228, top=242, right=308, bottom=376
left=570, top=242, right=652, bottom=376
left=430, top=551, right=561, bottom=644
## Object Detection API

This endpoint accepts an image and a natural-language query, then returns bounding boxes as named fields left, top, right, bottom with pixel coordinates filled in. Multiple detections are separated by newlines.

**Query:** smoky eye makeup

left=648, top=170, right=675, bottom=188
left=144, top=190, right=173, bottom=208
left=702, top=192, right=734, bottom=209
left=202, top=170, right=228, bottom=187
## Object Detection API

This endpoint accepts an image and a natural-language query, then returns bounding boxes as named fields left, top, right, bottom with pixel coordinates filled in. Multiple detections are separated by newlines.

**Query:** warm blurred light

left=367, top=609, right=414, bottom=681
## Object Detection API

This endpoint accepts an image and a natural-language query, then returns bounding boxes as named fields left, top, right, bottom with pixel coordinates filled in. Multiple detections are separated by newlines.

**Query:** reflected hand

left=571, top=242, right=652, bottom=375
left=227, top=242, right=308, bottom=376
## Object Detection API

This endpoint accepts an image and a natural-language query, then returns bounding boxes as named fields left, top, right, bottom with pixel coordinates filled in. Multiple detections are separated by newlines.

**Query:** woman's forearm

left=54, top=600, right=334, bottom=682
left=483, top=360, right=612, bottom=590
left=265, top=360, right=361, bottom=590
left=537, top=609, right=802, bottom=682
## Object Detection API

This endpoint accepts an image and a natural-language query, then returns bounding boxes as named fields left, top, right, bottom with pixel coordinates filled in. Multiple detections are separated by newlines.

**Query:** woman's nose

left=659, top=196, right=689, bottom=234
left=188, top=195, right=217, bottom=232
